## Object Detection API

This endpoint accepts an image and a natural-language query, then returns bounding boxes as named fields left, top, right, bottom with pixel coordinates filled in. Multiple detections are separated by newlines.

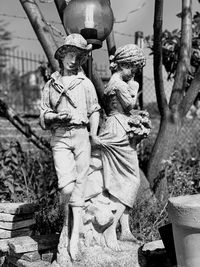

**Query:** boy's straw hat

left=55, top=33, right=92, bottom=60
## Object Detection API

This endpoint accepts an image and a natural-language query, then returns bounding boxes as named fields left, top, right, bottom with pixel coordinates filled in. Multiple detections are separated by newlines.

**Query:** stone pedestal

left=52, top=240, right=140, bottom=267
left=168, top=194, right=200, bottom=267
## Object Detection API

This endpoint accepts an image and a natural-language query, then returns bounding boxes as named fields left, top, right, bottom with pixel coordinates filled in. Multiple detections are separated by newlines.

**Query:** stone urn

left=168, top=194, right=200, bottom=267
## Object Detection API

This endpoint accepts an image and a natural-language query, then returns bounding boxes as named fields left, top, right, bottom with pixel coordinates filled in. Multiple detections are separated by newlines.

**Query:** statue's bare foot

left=69, top=233, right=81, bottom=261
left=103, top=225, right=121, bottom=251
left=120, top=230, right=138, bottom=242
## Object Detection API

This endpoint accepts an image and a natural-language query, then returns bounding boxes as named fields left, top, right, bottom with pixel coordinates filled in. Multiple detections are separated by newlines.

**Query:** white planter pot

left=168, top=194, right=200, bottom=267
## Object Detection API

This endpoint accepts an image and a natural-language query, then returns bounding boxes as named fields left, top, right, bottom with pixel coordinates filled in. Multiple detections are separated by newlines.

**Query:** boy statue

left=40, top=33, right=100, bottom=262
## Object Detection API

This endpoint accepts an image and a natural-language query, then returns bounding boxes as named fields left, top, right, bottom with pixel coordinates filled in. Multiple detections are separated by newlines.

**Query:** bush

left=0, top=140, right=63, bottom=234
left=131, top=141, right=200, bottom=243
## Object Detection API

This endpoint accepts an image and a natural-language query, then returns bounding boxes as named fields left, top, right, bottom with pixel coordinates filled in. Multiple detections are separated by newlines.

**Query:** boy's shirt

left=40, top=71, right=100, bottom=130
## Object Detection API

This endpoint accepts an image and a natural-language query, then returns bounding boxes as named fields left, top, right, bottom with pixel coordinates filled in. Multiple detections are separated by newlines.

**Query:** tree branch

left=179, top=65, right=200, bottom=117
left=0, top=99, right=50, bottom=152
left=19, top=0, right=59, bottom=71
left=169, top=0, right=192, bottom=112
left=153, top=0, right=168, bottom=117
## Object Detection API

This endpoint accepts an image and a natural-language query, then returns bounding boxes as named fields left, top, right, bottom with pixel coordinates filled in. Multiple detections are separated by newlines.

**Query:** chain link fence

left=143, top=75, right=200, bottom=150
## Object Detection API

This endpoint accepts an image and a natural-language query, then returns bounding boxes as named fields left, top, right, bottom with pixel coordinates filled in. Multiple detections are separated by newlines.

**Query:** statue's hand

left=56, top=111, right=72, bottom=122
left=90, top=135, right=101, bottom=148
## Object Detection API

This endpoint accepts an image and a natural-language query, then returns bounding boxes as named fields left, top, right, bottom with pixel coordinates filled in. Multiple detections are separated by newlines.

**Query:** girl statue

left=81, top=44, right=151, bottom=251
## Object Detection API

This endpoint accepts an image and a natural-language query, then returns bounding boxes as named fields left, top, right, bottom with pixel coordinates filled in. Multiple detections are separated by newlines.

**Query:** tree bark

left=179, top=66, right=200, bottom=117
left=169, top=0, right=192, bottom=112
left=106, top=32, right=116, bottom=58
left=19, top=0, right=59, bottom=71
left=152, top=0, right=168, bottom=117
left=106, top=0, right=116, bottom=58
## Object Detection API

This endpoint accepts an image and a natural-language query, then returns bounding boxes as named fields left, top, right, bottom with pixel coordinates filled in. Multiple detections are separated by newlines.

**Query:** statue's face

left=62, top=51, right=81, bottom=72
left=120, top=64, right=137, bottom=82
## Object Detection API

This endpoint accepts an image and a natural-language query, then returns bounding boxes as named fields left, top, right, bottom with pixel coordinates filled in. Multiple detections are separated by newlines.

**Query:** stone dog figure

left=80, top=44, right=151, bottom=252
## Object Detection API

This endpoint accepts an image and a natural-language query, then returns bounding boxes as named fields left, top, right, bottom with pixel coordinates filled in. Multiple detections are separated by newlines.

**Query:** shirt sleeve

left=40, top=80, right=54, bottom=130
left=83, top=78, right=101, bottom=117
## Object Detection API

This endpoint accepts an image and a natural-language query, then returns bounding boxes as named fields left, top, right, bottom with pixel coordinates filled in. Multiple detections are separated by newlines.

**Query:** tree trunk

left=152, top=0, right=168, bottom=117
left=20, top=0, right=59, bottom=71
left=147, top=0, right=193, bottom=199
left=147, top=110, right=182, bottom=199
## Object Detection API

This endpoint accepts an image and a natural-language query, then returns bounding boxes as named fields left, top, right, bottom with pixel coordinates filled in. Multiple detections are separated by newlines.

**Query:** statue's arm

left=84, top=78, right=101, bottom=146
left=40, top=80, right=56, bottom=130
left=115, top=80, right=139, bottom=112
left=40, top=80, right=71, bottom=130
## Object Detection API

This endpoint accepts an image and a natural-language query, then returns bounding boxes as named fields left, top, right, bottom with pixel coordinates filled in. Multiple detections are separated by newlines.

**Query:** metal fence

left=0, top=49, right=200, bottom=150
left=0, top=49, right=47, bottom=75
left=142, top=75, right=200, bottom=150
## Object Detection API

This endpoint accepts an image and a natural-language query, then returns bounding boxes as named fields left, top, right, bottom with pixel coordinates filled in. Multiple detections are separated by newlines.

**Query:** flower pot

left=168, top=194, right=200, bottom=267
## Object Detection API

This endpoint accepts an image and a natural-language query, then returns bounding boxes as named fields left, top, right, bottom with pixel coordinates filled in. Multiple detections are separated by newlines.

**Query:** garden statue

left=40, top=38, right=151, bottom=266
left=80, top=44, right=151, bottom=252
left=40, top=33, right=100, bottom=263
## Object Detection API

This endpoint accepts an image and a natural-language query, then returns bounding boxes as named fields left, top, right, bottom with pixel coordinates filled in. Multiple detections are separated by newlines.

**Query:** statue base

left=52, top=240, right=140, bottom=267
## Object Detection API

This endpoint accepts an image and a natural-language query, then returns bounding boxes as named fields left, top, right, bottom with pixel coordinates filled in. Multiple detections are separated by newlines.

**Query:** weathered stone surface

left=52, top=241, right=140, bottom=267
left=0, top=239, right=9, bottom=253
left=8, top=234, right=59, bottom=254
left=0, top=228, right=32, bottom=239
left=0, top=219, right=35, bottom=230
left=41, top=249, right=56, bottom=263
left=0, top=213, right=33, bottom=222
left=9, top=250, right=41, bottom=262
left=75, top=241, right=140, bottom=267
left=0, top=203, right=37, bottom=215
left=142, top=239, right=165, bottom=252
left=8, top=257, right=51, bottom=267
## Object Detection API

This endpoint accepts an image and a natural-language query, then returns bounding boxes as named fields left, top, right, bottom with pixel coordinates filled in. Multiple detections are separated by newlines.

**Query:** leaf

left=4, top=180, right=14, bottom=194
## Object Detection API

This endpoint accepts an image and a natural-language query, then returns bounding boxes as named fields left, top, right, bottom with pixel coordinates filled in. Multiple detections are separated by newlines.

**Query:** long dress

left=85, top=75, right=140, bottom=208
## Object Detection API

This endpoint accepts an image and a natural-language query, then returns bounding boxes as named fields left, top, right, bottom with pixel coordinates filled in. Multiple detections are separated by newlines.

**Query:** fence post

left=135, top=31, right=144, bottom=110
left=21, top=51, right=26, bottom=112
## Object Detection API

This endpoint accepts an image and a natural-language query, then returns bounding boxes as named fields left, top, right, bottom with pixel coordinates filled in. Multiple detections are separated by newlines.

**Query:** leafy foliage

left=133, top=140, right=200, bottom=243
left=146, top=12, right=200, bottom=82
left=0, top=140, right=63, bottom=234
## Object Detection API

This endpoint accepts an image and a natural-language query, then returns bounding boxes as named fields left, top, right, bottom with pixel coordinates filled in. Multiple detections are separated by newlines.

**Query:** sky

left=0, top=0, right=199, bottom=78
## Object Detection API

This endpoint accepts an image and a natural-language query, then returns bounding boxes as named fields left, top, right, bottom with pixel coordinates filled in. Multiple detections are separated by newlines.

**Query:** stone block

left=9, top=251, right=41, bottom=262
left=0, top=213, right=33, bottom=222
left=142, top=239, right=164, bottom=251
left=8, top=234, right=59, bottom=254
left=0, top=203, right=37, bottom=215
left=0, top=219, right=35, bottom=230
left=8, top=257, right=51, bottom=267
left=41, top=249, right=57, bottom=263
left=0, top=228, right=32, bottom=239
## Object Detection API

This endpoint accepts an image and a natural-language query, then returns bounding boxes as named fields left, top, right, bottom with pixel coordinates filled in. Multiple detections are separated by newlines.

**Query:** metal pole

left=135, top=31, right=144, bottom=110
left=88, top=51, right=93, bottom=80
